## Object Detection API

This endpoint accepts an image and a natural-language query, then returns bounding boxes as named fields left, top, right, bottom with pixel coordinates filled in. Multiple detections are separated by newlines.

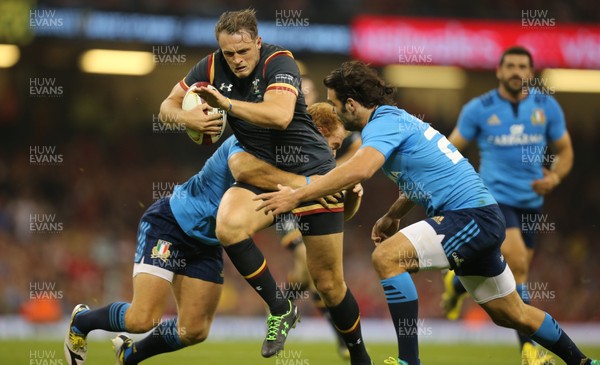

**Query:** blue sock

left=73, top=302, right=130, bottom=335
left=530, top=313, right=588, bottom=365
left=124, top=317, right=186, bottom=365
left=452, top=274, right=467, bottom=295
left=382, top=272, right=420, bottom=365
left=516, top=283, right=534, bottom=348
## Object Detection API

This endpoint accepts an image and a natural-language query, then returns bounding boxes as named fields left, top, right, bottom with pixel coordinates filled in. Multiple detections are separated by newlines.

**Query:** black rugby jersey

left=181, top=43, right=335, bottom=176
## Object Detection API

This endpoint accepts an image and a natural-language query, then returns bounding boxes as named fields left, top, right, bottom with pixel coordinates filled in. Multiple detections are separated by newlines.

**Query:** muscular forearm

left=229, top=152, right=306, bottom=190
left=295, top=148, right=382, bottom=203
left=385, top=192, right=416, bottom=220
left=242, top=168, right=306, bottom=190
left=200, top=86, right=295, bottom=130
left=296, top=164, right=367, bottom=204
left=159, top=98, right=186, bottom=126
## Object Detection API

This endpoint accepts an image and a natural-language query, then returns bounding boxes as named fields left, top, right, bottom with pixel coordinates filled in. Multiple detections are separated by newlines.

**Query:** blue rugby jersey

left=169, top=136, right=243, bottom=245
left=360, top=106, right=496, bottom=217
left=457, top=88, right=566, bottom=208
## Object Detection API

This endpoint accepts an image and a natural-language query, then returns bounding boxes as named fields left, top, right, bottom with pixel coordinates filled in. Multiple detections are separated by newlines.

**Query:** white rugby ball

left=181, top=82, right=227, bottom=145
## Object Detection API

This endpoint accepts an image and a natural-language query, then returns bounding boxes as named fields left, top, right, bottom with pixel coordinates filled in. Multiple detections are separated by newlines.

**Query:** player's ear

left=346, top=98, right=356, bottom=113
left=256, top=36, right=262, bottom=49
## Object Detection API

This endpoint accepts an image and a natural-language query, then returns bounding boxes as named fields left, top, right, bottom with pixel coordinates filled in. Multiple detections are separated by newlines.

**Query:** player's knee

left=179, top=324, right=210, bottom=345
left=487, top=303, right=526, bottom=329
left=492, top=317, right=513, bottom=329
left=313, top=276, right=344, bottom=305
left=371, top=245, right=405, bottom=279
left=215, top=216, right=248, bottom=245
left=488, top=310, right=513, bottom=328
left=314, top=280, right=333, bottom=296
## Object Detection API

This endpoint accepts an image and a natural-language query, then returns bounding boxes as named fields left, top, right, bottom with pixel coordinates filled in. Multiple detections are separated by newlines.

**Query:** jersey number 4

left=424, top=126, right=463, bottom=164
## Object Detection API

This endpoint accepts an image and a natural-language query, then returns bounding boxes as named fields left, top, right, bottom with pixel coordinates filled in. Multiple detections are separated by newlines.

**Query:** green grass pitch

left=10, top=340, right=600, bottom=365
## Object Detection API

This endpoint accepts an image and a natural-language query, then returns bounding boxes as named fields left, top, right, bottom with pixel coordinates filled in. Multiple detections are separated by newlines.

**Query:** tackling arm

left=385, top=191, right=417, bottom=220
left=371, top=191, right=416, bottom=244
left=228, top=151, right=306, bottom=190
left=255, top=147, right=385, bottom=215
left=295, top=147, right=383, bottom=202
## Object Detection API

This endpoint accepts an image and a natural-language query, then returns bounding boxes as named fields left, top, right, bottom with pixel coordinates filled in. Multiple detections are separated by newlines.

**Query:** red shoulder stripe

left=179, top=79, right=189, bottom=91
left=207, top=53, right=215, bottom=85
left=262, top=50, right=294, bottom=78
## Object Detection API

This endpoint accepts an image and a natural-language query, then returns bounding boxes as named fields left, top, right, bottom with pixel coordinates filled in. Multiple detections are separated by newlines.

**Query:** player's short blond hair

left=308, top=102, right=343, bottom=138
left=215, top=8, right=258, bottom=40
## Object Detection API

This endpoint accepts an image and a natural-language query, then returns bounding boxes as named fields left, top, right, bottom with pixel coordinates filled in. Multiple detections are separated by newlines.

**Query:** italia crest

left=530, top=108, right=546, bottom=126
left=151, top=239, right=171, bottom=262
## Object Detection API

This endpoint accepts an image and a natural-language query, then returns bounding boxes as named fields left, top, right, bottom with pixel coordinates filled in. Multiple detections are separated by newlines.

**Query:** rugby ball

left=181, top=82, right=227, bottom=145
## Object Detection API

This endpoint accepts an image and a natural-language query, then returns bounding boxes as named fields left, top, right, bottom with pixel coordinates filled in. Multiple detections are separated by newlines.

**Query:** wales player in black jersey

left=158, top=8, right=372, bottom=364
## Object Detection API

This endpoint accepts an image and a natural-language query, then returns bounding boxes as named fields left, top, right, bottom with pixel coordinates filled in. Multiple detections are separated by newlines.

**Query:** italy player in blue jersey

left=62, top=136, right=315, bottom=365
left=441, top=46, right=574, bottom=364
left=255, top=61, right=597, bottom=365
left=63, top=103, right=359, bottom=365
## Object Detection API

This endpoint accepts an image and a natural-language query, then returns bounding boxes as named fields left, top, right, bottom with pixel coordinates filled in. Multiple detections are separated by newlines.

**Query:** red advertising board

left=352, top=15, right=600, bottom=69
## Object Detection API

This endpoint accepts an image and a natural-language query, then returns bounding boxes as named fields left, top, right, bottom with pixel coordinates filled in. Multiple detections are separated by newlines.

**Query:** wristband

left=226, top=97, right=233, bottom=112
left=306, top=176, right=310, bottom=185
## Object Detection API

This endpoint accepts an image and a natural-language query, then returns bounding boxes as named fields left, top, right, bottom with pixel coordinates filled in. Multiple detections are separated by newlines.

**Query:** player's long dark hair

left=324, top=61, right=396, bottom=108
